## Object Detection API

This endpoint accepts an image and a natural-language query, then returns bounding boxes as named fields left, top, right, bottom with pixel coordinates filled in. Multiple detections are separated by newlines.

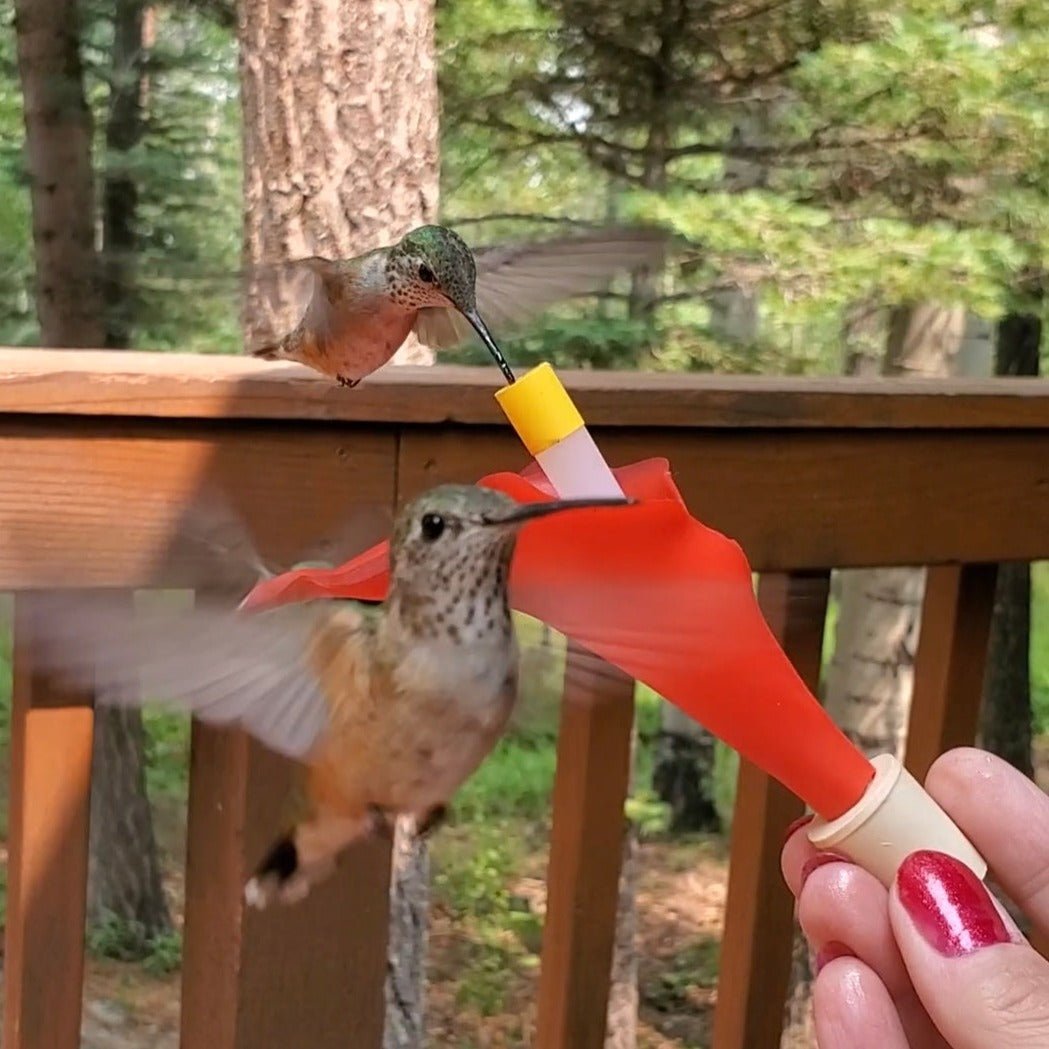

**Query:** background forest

left=1, top=0, right=1048, bottom=1046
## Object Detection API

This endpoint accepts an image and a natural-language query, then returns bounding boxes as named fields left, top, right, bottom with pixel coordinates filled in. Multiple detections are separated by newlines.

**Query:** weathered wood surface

left=0, top=347, right=1048, bottom=428
left=713, top=572, right=832, bottom=1049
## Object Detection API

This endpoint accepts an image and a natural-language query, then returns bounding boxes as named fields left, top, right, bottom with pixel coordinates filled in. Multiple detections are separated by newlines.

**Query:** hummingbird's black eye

left=421, top=512, right=445, bottom=541
left=418, top=264, right=435, bottom=284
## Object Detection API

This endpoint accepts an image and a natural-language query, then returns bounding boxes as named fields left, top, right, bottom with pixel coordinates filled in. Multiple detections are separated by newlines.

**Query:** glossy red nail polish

left=801, top=851, right=849, bottom=886
left=782, top=813, right=814, bottom=848
left=897, top=850, right=1011, bottom=957
left=815, top=940, right=854, bottom=974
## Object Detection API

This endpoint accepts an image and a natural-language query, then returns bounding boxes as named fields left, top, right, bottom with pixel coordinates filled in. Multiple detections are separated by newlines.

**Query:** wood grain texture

left=397, top=427, right=1049, bottom=570
left=906, top=564, right=999, bottom=783
left=0, top=422, right=1042, bottom=590
left=0, top=421, right=396, bottom=589
left=0, top=348, right=1048, bottom=428
left=181, top=728, right=393, bottom=1049
left=535, top=647, right=636, bottom=1049
left=713, top=571, right=831, bottom=1049
left=177, top=437, right=397, bottom=1049
left=4, top=593, right=95, bottom=1049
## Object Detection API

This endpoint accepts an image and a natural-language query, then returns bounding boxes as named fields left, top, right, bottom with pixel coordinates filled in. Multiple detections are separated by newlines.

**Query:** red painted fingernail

left=815, top=940, right=854, bottom=974
left=897, top=850, right=1011, bottom=957
left=782, top=813, right=814, bottom=848
left=801, top=851, right=849, bottom=886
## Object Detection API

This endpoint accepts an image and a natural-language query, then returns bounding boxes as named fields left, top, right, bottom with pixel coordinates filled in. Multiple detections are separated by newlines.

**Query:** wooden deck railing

left=0, top=348, right=1047, bottom=1049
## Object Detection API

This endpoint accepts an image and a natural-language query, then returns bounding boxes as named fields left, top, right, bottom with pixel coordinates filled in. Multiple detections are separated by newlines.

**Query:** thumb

left=890, top=850, right=1049, bottom=1049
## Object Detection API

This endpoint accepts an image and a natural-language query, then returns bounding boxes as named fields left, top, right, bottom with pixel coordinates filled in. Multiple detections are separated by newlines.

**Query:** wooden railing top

left=0, top=347, right=1047, bottom=429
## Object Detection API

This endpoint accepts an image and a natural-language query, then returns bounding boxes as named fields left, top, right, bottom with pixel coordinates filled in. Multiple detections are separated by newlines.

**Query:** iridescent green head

left=386, top=225, right=514, bottom=382
left=387, top=226, right=477, bottom=313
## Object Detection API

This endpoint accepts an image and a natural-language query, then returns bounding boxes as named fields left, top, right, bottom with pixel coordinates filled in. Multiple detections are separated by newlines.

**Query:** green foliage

left=87, top=911, right=183, bottom=974
left=142, top=708, right=191, bottom=800
left=1032, top=563, right=1049, bottom=732
left=643, top=935, right=720, bottom=1012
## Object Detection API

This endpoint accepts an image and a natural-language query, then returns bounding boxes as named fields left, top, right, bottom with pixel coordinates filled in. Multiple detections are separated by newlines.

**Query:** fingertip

left=781, top=816, right=818, bottom=896
left=813, top=958, right=909, bottom=1049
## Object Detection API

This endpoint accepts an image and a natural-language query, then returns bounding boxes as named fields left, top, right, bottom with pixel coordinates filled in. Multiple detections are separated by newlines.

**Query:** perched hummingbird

left=28, top=484, right=632, bottom=908
left=251, top=224, right=666, bottom=386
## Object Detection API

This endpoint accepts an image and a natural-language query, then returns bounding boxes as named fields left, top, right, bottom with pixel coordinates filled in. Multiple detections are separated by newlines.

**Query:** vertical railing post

left=712, top=570, right=831, bottom=1049
left=906, top=563, right=999, bottom=783
left=535, top=644, right=636, bottom=1049
left=4, top=591, right=95, bottom=1049
left=180, top=727, right=393, bottom=1049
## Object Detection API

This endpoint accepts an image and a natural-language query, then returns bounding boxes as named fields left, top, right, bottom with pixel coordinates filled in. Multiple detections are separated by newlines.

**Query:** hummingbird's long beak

left=482, top=496, right=634, bottom=528
left=462, top=307, right=516, bottom=386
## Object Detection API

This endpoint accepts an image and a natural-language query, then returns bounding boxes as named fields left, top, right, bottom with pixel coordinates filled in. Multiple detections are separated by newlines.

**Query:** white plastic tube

left=494, top=362, right=625, bottom=500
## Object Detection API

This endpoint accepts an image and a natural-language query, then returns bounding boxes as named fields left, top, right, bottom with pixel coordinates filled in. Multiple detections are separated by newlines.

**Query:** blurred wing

left=412, top=226, right=668, bottom=351
left=411, top=306, right=475, bottom=352
left=240, top=256, right=346, bottom=355
left=23, top=594, right=349, bottom=760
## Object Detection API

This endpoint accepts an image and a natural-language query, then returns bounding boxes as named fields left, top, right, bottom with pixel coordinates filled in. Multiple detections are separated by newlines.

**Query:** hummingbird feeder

left=242, top=363, right=986, bottom=887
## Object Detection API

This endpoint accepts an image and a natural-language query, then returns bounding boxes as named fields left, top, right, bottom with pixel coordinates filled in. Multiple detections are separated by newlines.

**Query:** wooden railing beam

left=906, top=563, right=999, bottom=783
left=713, top=570, right=832, bottom=1049
left=4, top=592, right=95, bottom=1049
left=535, top=646, right=636, bottom=1049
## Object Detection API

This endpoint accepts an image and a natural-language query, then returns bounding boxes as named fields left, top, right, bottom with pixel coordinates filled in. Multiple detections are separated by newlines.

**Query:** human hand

left=781, top=747, right=1049, bottom=1048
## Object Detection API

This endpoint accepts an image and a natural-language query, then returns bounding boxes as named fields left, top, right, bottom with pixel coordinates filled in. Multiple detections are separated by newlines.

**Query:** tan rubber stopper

left=807, top=753, right=987, bottom=887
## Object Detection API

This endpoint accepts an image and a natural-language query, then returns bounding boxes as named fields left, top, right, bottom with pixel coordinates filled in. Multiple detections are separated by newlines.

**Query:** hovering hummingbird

left=28, top=484, right=633, bottom=908
left=251, top=223, right=666, bottom=386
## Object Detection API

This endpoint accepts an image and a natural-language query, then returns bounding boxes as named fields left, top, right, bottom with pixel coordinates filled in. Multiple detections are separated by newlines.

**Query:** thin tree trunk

left=981, top=310, right=1042, bottom=777
left=88, top=706, right=171, bottom=936
left=13, top=0, right=105, bottom=346
left=238, top=1, right=439, bottom=1041
left=824, top=304, right=973, bottom=756
left=87, top=0, right=171, bottom=941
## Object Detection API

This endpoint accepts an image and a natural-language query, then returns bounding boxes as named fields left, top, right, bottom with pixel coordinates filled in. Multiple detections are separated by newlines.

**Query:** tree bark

left=652, top=704, right=719, bottom=831
left=88, top=705, right=172, bottom=936
left=86, top=0, right=172, bottom=941
left=238, top=0, right=439, bottom=357
left=824, top=304, right=974, bottom=757
left=13, top=0, right=105, bottom=347
left=980, top=311, right=1042, bottom=777
left=238, top=1, right=439, bottom=1041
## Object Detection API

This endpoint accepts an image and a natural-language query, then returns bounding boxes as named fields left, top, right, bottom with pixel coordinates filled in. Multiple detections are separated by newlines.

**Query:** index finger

left=926, top=747, right=1049, bottom=936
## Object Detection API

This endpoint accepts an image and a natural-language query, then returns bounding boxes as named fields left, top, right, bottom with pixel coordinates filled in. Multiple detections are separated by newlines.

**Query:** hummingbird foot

left=336, top=375, right=362, bottom=389
left=414, top=804, right=448, bottom=840
left=243, top=835, right=333, bottom=909
left=366, top=803, right=394, bottom=839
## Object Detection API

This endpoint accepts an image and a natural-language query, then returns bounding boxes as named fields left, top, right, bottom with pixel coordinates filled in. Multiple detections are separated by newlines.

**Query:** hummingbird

left=250, top=223, right=666, bottom=386
left=27, top=484, right=633, bottom=908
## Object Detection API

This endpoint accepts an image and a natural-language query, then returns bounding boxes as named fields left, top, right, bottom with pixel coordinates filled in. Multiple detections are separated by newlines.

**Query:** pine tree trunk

left=15, top=0, right=170, bottom=943
left=88, top=705, right=171, bottom=935
left=652, top=705, right=719, bottom=831
left=980, top=311, right=1042, bottom=777
left=824, top=304, right=972, bottom=756
left=238, top=0, right=439, bottom=356
left=13, top=0, right=105, bottom=347
left=238, top=1, right=439, bottom=1041
left=84, top=0, right=172, bottom=942
left=604, top=813, right=639, bottom=1049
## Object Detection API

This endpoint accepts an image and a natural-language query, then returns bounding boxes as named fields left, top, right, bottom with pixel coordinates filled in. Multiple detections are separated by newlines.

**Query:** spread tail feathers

left=243, top=808, right=392, bottom=908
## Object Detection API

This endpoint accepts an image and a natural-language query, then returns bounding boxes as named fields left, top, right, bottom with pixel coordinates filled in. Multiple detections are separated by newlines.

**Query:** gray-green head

left=386, top=225, right=513, bottom=382
left=387, top=483, right=631, bottom=605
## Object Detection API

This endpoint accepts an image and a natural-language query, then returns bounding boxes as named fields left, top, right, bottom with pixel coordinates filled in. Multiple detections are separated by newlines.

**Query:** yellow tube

left=494, top=362, right=584, bottom=457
